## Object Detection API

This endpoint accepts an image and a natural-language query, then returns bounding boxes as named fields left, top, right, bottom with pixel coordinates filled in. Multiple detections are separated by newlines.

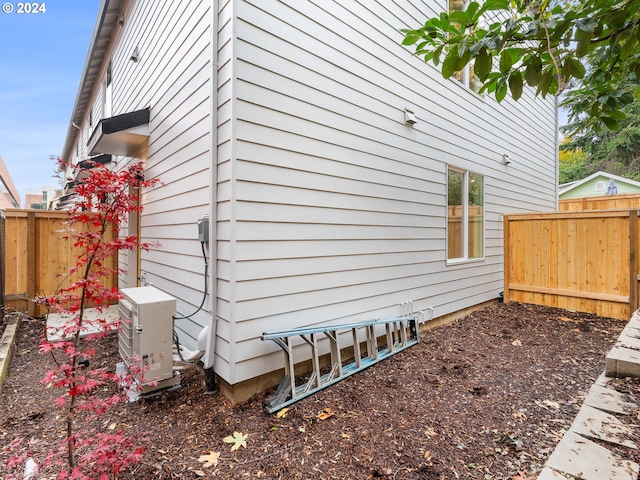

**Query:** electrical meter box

left=118, top=286, right=180, bottom=395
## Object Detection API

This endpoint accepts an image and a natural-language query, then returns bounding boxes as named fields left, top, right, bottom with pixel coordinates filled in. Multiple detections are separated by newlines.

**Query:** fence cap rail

left=2, top=209, right=73, bottom=219
left=504, top=209, right=639, bottom=221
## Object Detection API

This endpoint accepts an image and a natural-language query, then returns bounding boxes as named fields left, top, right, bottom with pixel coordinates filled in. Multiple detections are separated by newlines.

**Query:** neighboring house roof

left=0, top=154, right=21, bottom=208
left=559, top=171, right=640, bottom=198
left=61, top=0, right=122, bottom=164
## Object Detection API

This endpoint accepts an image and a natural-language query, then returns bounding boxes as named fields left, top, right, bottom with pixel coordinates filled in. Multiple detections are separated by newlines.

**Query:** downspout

left=135, top=189, right=141, bottom=286
left=203, top=0, right=219, bottom=392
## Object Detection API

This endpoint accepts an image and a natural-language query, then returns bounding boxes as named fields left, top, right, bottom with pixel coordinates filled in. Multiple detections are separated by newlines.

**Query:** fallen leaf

left=298, top=426, right=306, bottom=433
left=276, top=407, right=289, bottom=418
left=197, top=450, right=220, bottom=468
left=223, top=432, right=248, bottom=451
left=341, top=433, right=350, bottom=439
left=194, top=470, right=206, bottom=477
left=317, top=408, right=335, bottom=420
left=424, top=450, right=431, bottom=459
left=424, top=428, right=437, bottom=437
left=543, top=400, right=560, bottom=409
left=511, top=339, right=522, bottom=346
left=108, top=423, right=116, bottom=431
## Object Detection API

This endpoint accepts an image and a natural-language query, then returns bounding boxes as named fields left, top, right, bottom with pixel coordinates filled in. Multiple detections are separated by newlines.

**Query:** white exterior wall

left=117, top=0, right=214, bottom=345
left=214, top=0, right=235, bottom=379
left=69, top=0, right=216, bottom=352
left=66, top=0, right=557, bottom=388
left=224, top=0, right=557, bottom=383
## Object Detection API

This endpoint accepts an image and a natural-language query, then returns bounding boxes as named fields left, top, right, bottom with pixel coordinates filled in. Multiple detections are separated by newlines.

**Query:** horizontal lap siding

left=228, top=0, right=556, bottom=382
left=93, top=1, right=216, bottom=350
left=213, top=0, right=235, bottom=378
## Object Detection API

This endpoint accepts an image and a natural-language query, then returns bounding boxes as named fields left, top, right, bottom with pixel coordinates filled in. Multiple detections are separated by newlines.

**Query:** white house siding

left=64, top=0, right=557, bottom=390
left=214, top=0, right=236, bottom=380
left=121, top=0, right=214, bottom=348
left=66, top=0, right=217, bottom=355
left=224, top=0, right=557, bottom=384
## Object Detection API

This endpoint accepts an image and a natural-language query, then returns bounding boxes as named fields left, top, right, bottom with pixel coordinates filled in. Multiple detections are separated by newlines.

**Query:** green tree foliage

left=562, top=99, right=640, bottom=180
left=558, top=136, right=587, bottom=183
left=401, top=0, right=640, bottom=132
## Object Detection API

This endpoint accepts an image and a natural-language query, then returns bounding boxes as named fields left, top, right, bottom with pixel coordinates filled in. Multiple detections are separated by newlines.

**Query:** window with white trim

left=448, top=0, right=483, bottom=94
left=104, top=61, right=113, bottom=118
left=447, top=167, right=484, bottom=261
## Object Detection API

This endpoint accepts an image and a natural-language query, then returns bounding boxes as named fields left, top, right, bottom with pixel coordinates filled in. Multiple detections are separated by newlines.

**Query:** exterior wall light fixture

left=130, top=47, right=139, bottom=63
left=404, top=108, right=417, bottom=125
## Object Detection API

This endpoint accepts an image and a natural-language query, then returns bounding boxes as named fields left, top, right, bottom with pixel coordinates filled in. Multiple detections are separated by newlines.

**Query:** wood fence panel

left=3, top=210, right=118, bottom=317
left=504, top=210, right=635, bottom=320
left=4, top=212, right=28, bottom=312
left=559, top=193, right=640, bottom=212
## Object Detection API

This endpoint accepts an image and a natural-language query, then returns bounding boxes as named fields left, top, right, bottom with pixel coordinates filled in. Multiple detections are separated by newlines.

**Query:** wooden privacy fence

left=2, top=209, right=118, bottom=317
left=559, top=193, right=640, bottom=212
left=504, top=210, right=639, bottom=320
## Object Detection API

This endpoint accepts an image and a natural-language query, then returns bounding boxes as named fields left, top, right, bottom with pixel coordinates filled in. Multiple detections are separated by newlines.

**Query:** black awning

left=88, top=107, right=150, bottom=156
left=78, top=153, right=113, bottom=170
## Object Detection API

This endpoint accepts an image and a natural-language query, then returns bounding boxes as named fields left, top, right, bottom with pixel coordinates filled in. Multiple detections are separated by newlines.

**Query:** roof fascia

left=60, top=0, right=122, bottom=162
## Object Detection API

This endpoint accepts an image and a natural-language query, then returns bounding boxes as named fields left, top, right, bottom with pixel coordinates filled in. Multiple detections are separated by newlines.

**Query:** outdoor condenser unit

left=118, top=286, right=180, bottom=397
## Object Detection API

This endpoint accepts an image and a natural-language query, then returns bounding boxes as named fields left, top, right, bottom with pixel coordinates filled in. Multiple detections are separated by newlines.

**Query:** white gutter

left=60, top=0, right=123, bottom=162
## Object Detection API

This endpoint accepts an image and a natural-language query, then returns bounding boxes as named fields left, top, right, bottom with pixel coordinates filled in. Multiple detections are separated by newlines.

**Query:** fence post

left=630, top=210, right=639, bottom=316
left=26, top=211, right=36, bottom=317
left=503, top=215, right=510, bottom=303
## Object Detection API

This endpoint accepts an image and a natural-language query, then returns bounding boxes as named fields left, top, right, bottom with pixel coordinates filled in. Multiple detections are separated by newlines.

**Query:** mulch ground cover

left=1, top=301, right=639, bottom=479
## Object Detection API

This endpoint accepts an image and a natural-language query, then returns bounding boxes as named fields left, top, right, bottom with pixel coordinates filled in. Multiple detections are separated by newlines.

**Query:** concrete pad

left=616, top=334, right=640, bottom=350
left=627, top=314, right=640, bottom=330
left=621, top=325, right=640, bottom=338
left=621, top=335, right=640, bottom=348
left=46, top=305, right=119, bottom=342
left=570, top=404, right=638, bottom=449
left=537, top=466, right=569, bottom=479
left=584, top=384, right=637, bottom=415
left=545, top=431, right=639, bottom=480
left=596, top=371, right=613, bottom=387
left=605, top=346, right=640, bottom=378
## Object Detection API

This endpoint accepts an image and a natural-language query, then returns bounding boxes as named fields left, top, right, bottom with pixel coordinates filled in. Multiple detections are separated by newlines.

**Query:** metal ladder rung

left=261, top=316, right=419, bottom=413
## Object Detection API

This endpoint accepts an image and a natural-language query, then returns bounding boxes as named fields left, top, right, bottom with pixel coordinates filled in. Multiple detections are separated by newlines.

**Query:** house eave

left=60, top=0, right=124, bottom=163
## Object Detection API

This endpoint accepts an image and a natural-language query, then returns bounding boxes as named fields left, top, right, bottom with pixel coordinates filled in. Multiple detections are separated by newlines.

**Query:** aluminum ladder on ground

left=261, top=315, right=420, bottom=413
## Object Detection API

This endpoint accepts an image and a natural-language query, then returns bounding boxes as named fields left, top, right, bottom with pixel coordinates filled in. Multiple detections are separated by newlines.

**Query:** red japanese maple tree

left=7, top=159, right=160, bottom=479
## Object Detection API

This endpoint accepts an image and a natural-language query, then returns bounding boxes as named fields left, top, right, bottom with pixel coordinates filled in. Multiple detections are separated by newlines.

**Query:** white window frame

left=447, top=167, right=485, bottom=263
left=103, top=61, right=113, bottom=118
left=448, top=0, right=483, bottom=95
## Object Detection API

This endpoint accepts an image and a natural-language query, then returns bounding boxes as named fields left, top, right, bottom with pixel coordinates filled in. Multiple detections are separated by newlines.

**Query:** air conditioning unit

left=118, top=286, right=180, bottom=398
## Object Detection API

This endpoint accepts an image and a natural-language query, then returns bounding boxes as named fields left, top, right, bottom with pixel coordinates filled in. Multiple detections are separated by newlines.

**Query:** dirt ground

left=1, top=302, right=639, bottom=479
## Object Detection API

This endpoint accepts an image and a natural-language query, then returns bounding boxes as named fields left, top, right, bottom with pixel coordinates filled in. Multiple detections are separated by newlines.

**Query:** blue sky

left=0, top=1, right=100, bottom=206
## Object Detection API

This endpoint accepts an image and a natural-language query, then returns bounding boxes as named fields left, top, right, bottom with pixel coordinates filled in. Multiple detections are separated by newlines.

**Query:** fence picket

left=2, top=209, right=118, bottom=316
